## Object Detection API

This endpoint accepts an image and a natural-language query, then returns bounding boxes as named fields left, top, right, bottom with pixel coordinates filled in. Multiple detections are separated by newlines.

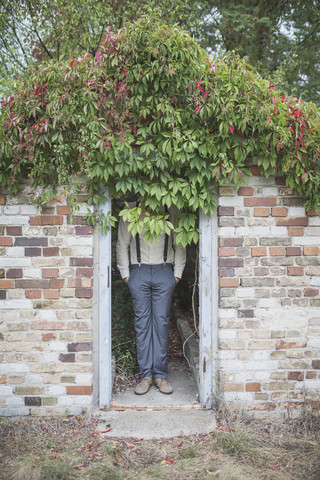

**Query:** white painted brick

left=76, top=205, right=94, bottom=214
left=68, top=237, right=93, bottom=246
left=258, top=298, right=280, bottom=308
left=305, top=227, right=320, bottom=236
left=37, top=310, right=56, bottom=320
left=58, top=396, right=74, bottom=406
left=20, top=205, right=38, bottom=214
left=247, top=176, right=275, bottom=186
left=219, top=351, right=236, bottom=360
left=293, top=237, right=319, bottom=246
left=220, top=360, right=244, bottom=371
left=75, top=374, right=93, bottom=384
left=308, top=338, right=320, bottom=349
left=38, top=353, right=59, bottom=362
left=0, top=299, right=33, bottom=310
left=261, top=187, right=278, bottom=196
left=218, top=197, right=243, bottom=207
left=236, top=288, right=255, bottom=298
left=6, top=397, right=24, bottom=406
left=0, top=407, right=30, bottom=416
left=252, top=351, right=269, bottom=361
left=25, top=374, right=43, bottom=384
left=0, top=386, right=13, bottom=395
left=296, top=380, right=320, bottom=390
left=48, top=341, right=67, bottom=352
left=217, top=227, right=235, bottom=237
left=236, top=227, right=252, bottom=236
left=0, top=258, right=32, bottom=267
left=4, top=206, right=20, bottom=214
left=5, top=247, right=25, bottom=257
left=309, top=217, right=320, bottom=226
left=0, top=215, right=29, bottom=225
left=72, top=396, right=92, bottom=406
left=310, top=278, right=320, bottom=286
left=219, top=330, right=236, bottom=340
left=2, top=311, right=19, bottom=321
left=254, top=371, right=271, bottom=381
left=245, top=361, right=278, bottom=370
left=287, top=207, right=306, bottom=217
left=24, top=227, right=41, bottom=236
left=270, top=227, right=288, bottom=236
left=218, top=309, right=238, bottom=319
left=48, top=385, right=66, bottom=395
left=223, top=392, right=253, bottom=402
left=23, top=268, right=42, bottom=278
left=71, top=246, right=94, bottom=257
left=234, top=371, right=254, bottom=382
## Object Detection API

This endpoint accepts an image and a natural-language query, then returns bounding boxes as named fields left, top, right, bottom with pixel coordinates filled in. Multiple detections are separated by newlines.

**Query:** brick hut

left=1, top=168, right=320, bottom=416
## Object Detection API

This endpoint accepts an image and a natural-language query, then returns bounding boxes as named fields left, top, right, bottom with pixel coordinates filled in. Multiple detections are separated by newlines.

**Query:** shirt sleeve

left=116, top=216, right=132, bottom=279
left=170, top=206, right=186, bottom=278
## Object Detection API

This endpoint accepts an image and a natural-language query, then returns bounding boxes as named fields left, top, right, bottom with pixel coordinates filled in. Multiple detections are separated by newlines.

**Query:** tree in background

left=0, top=1, right=319, bottom=102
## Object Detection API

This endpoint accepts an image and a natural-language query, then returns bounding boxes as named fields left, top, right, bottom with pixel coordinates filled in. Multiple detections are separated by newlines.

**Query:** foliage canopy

left=1, top=17, right=319, bottom=245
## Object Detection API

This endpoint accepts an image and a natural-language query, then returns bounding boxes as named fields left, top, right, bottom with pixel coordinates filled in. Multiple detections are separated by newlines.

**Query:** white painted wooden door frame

left=98, top=200, right=218, bottom=409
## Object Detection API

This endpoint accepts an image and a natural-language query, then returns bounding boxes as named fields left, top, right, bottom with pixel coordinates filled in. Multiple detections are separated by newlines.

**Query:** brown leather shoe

left=154, top=378, right=173, bottom=394
left=134, top=375, right=153, bottom=395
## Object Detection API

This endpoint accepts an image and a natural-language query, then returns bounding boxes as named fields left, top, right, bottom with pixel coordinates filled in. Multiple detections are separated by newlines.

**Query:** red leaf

left=177, top=441, right=183, bottom=447
left=101, top=428, right=112, bottom=433
left=229, top=125, right=234, bottom=135
left=268, top=82, right=276, bottom=89
left=70, top=59, right=76, bottom=68
left=166, top=456, right=174, bottom=464
left=106, top=140, right=111, bottom=149
left=203, top=90, right=210, bottom=99
left=302, top=172, right=307, bottom=180
left=195, top=105, right=202, bottom=114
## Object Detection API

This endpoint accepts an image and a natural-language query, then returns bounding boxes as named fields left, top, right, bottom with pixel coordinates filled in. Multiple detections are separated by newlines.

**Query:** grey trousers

left=127, top=264, right=176, bottom=379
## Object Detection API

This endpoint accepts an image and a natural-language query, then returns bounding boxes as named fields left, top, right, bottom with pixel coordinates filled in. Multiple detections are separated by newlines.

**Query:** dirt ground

left=1, top=403, right=320, bottom=480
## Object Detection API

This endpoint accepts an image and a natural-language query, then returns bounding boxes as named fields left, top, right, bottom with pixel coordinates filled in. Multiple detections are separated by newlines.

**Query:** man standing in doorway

left=116, top=202, right=186, bottom=395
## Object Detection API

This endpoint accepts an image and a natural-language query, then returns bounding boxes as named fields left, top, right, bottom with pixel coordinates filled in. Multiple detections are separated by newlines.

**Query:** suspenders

left=135, top=203, right=169, bottom=266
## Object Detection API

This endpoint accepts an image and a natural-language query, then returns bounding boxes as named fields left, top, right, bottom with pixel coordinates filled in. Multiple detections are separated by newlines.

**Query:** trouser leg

left=151, top=264, right=176, bottom=379
left=127, top=266, right=152, bottom=379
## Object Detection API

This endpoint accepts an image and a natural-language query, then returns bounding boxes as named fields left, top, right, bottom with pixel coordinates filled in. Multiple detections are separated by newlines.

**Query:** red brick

left=66, top=386, right=92, bottom=395
left=0, top=279, right=14, bottom=289
left=308, top=318, right=320, bottom=325
left=219, top=278, right=239, bottom=287
left=67, top=215, right=91, bottom=225
left=237, top=187, right=253, bottom=196
left=219, top=238, right=243, bottom=247
left=276, top=217, right=308, bottom=227
left=0, top=290, right=6, bottom=300
left=306, top=371, right=317, bottom=379
left=75, top=288, right=93, bottom=298
left=247, top=403, right=276, bottom=411
left=75, top=226, right=93, bottom=235
left=70, top=258, right=93, bottom=267
left=245, top=382, right=261, bottom=392
left=76, top=268, right=93, bottom=277
left=287, top=267, right=304, bottom=276
left=67, top=342, right=92, bottom=352
left=276, top=340, right=307, bottom=349
left=303, top=246, right=319, bottom=256
left=244, top=197, right=277, bottom=207
left=312, top=360, right=320, bottom=369
left=0, top=375, right=7, bottom=384
left=6, top=226, right=22, bottom=236
left=50, top=279, right=64, bottom=288
left=218, top=258, right=244, bottom=267
left=218, top=206, right=234, bottom=217
left=218, top=268, right=235, bottom=277
left=288, top=371, right=304, bottom=381
left=275, top=177, right=286, bottom=186
left=312, top=401, right=320, bottom=409
left=0, top=237, right=13, bottom=246
left=306, top=209, right=317, bottom=216
left=288, top=227, right=304, bottom=236
left=251, top=247, right=267, bottom=257
left=286, top=247, right=301, bottom=256
left=254, top=208, right=269, bottom=217
left=271, top=207, right=288, bottom=217
left=42, top=269, right=59, bottom=278
left=59, top=353, right=75, bottom=362
left=249, top=166, right=261, bottom=176
left=57, top=206, right=70, bottom=215
left=219, top=247, right=236, bottom=257
left=6, top=268, right=23, bottom=278
left=43, top=247, right=59, bottom=257
left=16, top=280, right=49, bottom=288
left=15, top=237, right=48, bottom=246
left=42, top=332, right=57, bottom=341
left=238, top=309, right=254, bottom=318
left=25, top=290, right=42, bottom=299
left=304, top=288, right=319, bottom=297
left=25, top=247, right=41, bottom=257
left=270, top=247, right=285, bottom=256
left=0, top=227, right=4, bottom=235
left=30, top=216, right=63, bottom=226
left=43, top=290, right=59, bottom=299
left=0, top=195, right=5, bottom=205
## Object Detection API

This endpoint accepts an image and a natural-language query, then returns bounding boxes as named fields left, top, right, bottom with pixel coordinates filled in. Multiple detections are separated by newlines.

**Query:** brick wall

left=218, top=173, right=320, bottom=412
left=0, top=183, right=95, bottom=416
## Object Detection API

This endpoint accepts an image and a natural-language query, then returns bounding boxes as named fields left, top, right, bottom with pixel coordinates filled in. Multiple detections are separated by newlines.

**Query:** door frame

left=97, top=200, right=218, bottom=409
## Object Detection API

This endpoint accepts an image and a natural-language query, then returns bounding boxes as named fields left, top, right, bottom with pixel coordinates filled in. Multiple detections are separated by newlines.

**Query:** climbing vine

left=0, top=17, right=319, bottom=245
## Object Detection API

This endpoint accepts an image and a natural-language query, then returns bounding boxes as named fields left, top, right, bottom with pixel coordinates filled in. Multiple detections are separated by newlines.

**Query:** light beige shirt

left=116, top=203, right=186, bottom=279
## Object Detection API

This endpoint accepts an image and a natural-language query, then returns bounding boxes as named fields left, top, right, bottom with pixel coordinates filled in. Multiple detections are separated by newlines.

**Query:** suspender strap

left=135, top=202, right=169, bottom=265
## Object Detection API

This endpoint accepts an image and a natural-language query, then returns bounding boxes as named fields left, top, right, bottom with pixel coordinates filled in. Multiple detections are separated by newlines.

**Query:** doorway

left=97, top=196, right=218, bottom=409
